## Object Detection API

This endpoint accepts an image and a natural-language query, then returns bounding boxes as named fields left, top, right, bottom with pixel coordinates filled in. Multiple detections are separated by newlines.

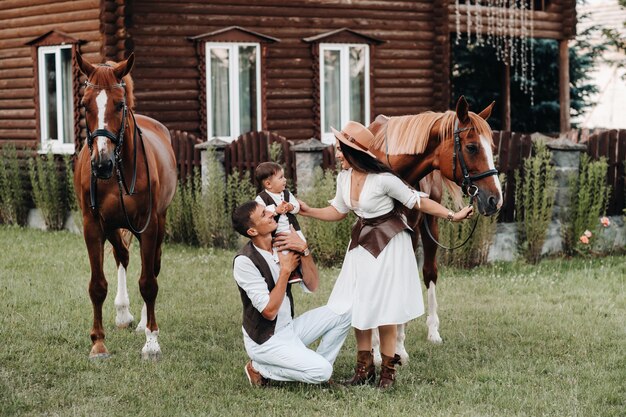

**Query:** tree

left=451, top=25, right=606, bottom=133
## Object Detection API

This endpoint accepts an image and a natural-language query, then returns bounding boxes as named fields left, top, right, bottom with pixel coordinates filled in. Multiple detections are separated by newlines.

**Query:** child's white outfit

left=255, top=189, right=306, bottom=283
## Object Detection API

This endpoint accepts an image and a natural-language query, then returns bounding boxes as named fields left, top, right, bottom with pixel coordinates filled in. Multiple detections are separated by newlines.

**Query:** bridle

left=420, top=118, right=500, bottom=250
left=452, top=118, right=499, bottom=199
left=84, top=76, right=152, bottom=234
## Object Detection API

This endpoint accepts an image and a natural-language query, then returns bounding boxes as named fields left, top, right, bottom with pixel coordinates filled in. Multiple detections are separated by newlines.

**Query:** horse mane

left=90, top=62, right=135, bottom=110
left=371, top=110, right=494, bottom=155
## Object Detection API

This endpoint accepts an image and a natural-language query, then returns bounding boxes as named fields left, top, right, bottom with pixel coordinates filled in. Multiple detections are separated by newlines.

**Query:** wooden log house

left=1, top=0, right=577, bottom=157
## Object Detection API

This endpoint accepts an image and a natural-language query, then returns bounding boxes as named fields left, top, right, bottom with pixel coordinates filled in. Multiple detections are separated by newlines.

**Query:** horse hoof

left=135, top=323, right=146, bottom=333
left=115, top=315, right=135, bottom=329
left=141, top=349, right=161, bottom=361
left=427, top=334, right=443, bottom=344
left=89, top=352, right=111, bottom=360
left=89, top=342, right=110, bottom=359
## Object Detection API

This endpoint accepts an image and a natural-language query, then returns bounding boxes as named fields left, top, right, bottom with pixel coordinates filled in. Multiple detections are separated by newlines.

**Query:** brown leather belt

left=349, top=210, right=414, bottom=258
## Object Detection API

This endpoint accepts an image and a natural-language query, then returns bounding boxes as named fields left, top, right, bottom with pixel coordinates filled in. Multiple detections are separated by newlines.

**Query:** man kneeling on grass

left=232, top=201, right=351, bottom=386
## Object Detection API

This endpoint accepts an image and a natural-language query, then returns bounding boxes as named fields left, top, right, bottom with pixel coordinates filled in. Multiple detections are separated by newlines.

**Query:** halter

left=84, top=79, right=152, bottom=234
left=424, top=118, right=499, bottom=251
left=452, top=119, right=499, bottom=198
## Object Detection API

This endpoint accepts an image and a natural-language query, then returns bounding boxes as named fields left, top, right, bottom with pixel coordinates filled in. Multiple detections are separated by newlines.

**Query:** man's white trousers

left=243, top=305, right=351, bottom=384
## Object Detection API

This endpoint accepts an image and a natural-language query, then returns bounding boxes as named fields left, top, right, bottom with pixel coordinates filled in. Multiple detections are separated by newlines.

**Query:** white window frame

left=205, top=42, right=262, bottom=142
left=37, top=45, right=74, bottom=154
left=319, top=43, right=370, bottom=144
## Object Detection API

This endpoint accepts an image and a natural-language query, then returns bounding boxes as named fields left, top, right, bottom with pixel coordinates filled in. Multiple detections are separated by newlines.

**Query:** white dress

left=327, top=169, right=426, bottom=330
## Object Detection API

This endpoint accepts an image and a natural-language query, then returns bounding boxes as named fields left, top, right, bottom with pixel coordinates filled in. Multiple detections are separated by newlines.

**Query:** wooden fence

left=170, top=130, right=202, bottom=181
left=223, top=131, right=296, bottom=189
left=172, top=129, right=625, bottom=219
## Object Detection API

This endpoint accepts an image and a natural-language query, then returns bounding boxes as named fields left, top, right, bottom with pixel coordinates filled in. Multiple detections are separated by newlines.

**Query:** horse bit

left=84, top=77, right=153, bottom=234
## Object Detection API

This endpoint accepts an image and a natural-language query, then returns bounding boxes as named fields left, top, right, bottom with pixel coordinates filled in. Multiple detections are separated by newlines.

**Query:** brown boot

left=378, top=353, right=401, bottom=390
left=343, top=350, right=375, bottom=386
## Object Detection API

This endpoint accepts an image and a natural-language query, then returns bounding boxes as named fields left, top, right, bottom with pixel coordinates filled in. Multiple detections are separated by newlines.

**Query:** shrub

left=437, top=175, right=505, bottom=268
left=514, top=140, right=557, bottom=264
left=564, top=154, right=611, bottom=255
left=64, top=154, right=82, bottom=231
left=0, top=145, right=27, bottom=225
left=166, top=175, right=198, bottom=245
left=28, top=153, right=72, bottom=230
left=172, top=148, right=255, bottom=249
left=299, top=167, right=354, bottom=266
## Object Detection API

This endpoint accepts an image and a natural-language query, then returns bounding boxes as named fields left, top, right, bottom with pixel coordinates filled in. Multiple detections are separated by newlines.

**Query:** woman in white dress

left=298, top=121, right=473, bottom=389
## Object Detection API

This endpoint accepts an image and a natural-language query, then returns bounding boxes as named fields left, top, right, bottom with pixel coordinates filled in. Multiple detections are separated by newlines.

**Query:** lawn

left=0, top=226, right=624, bottom=417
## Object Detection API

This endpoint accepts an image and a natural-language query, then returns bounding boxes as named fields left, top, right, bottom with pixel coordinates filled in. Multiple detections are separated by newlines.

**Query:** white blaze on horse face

left=480, top=135, right=503, bottom=208
left=95, top=90, right=108, bottom=154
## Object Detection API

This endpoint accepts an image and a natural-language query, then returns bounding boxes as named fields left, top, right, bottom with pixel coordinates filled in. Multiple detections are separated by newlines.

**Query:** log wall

left=0, top=0, right=104, bottom=150
left=124, top=0, right=447, bottom=141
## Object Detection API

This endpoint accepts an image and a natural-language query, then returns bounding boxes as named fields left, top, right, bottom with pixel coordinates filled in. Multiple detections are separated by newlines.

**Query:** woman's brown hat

left=331, top=121, right=377, bottom=158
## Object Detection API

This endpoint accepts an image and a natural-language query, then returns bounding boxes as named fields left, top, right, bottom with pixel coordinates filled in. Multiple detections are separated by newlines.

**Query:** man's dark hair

left=255, top=162, right=283, bottom=185
left=232, top=201, right=259, bottom=238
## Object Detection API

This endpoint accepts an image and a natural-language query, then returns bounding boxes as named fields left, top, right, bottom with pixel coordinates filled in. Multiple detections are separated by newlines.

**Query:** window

left=206, top=43, right=261, bottom=141
left=320, top=44, right=370, bottom=144
left=37, top=45, right=74, bottom=154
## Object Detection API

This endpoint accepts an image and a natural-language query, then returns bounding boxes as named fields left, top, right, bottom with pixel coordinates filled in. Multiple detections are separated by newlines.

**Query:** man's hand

left=278, top=250, right=300, bottom=274
left=273, top=226, right=307, bottom=253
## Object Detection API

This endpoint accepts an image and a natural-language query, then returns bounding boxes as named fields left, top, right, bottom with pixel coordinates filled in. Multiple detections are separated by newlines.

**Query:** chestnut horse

left=74, top=52, right=177, bottom=359
left=368, top=96, right=503, bottom=363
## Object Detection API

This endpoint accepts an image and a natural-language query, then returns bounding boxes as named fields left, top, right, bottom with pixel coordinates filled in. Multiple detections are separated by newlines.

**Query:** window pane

left=349, top=46, right=366, bottom=124
left=61, top=48, right=73, bottom=144
left=238, top=45, right=257, bottom=134
left=210, top=48, right=230, bottom=137
left=323, top=49, right=341, bottom=133
left=44, top=53, right=58, bottom=141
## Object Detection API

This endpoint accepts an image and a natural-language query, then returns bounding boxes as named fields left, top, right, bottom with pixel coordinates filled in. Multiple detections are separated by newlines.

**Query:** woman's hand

left=297, top=199, right=311, bottom=216
left=452, top=205, right=474, bottom=222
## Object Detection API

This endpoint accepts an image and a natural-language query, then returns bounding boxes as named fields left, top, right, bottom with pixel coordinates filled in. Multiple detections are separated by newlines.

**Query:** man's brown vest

left=257, top=190, right=301, bottom=231
left=234, top=241, right=294, bottom=345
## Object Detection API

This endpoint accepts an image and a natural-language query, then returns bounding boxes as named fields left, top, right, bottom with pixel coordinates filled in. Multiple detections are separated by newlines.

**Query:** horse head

left=438, top=96, right=503, bottom=216
left=76, top=52, right=135, bottom=179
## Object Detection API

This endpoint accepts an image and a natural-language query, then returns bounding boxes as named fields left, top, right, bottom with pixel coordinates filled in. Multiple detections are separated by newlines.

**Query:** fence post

left=539, top=134, right=587, bottom=254
left=195, top=138, right=228, bottom=190
left=291, top=138, right=328, bottom=194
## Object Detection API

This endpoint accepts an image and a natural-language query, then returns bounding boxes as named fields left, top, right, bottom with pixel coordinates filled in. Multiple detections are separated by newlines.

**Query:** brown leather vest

left=258, top=189, right=301, bottom=232
left=349, top=209, right=414, bottom=258
left=234, top=241, right=295, bottom=345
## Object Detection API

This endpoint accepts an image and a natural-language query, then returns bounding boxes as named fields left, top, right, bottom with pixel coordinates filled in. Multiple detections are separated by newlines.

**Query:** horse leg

left=396, top=323, right=409, bottom=364
left=420, top=217, right=443, bottom=344
left=84, top=218, right=109, bottom=358
left=372, top=328, right=382, bottom=366
left=137, top=215, right=165, bottom=333
left=108, top=229, right=134, bottom=328
left=137, top=222, right=161, bottom=360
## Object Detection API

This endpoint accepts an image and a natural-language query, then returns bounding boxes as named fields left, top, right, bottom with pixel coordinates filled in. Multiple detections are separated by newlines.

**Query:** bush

left=299, top=167, right=354, bottom=266
left=564, top=154, right=611, bottom=255
left=0, top=145, right=27, bottom=225
left=437, top=175, right=504, bottom=268
left=166, top=175, right=198, bottom=245
left=64, top=154, right=82, bottom=231
left=28, top=153, right=72, bottom=230
left=514, top=140, right=557, bottom=264
left=167, top=148, right=256, bottom=249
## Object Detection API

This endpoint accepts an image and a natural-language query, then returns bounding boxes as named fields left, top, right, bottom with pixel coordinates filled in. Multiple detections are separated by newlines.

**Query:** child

left=254, top=162, right=306, bottom=283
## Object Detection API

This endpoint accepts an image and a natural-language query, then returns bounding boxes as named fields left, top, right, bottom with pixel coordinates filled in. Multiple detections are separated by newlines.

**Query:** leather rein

left=384, top=118, right=499, bottom=250
left=85, top=79, right=152, bottom=234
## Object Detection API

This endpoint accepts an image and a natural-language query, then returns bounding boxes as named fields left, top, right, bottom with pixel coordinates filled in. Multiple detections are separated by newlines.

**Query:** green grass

left=0, top=225, right=624, bottom=417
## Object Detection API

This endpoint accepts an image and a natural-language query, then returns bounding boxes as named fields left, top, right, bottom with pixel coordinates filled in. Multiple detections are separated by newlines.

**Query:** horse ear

left=477, top=101, right=496, bottom=121
left=113, top=53, right=135, bottom=80
left=76, top=51, right=95, bottom=77
left=455, top=96, right=470, bottom=124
